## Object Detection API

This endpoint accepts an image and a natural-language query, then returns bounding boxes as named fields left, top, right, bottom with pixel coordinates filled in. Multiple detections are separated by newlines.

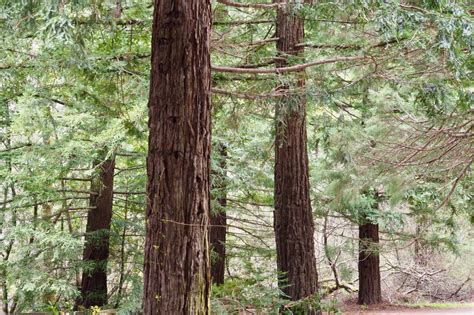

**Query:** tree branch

left=216, top=0, right=280, bottom=8
left=212, top=55, right=367, bottom=74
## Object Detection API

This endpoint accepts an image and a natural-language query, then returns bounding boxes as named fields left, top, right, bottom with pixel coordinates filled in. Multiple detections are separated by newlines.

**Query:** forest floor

left=342, top=302, right=474, bottom=314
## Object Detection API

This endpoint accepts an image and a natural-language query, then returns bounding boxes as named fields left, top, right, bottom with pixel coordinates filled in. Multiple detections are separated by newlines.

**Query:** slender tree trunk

left=414, top=220, right=431, bottom=266
left=210, top=144, right=227, bottom=285
left=1, top=100, right=16, bottom=315
left=1, top=185, right=8, bottom=315
left=358, top=223, right=382, bottom=305
left=42, top=203, right=56, bottom=305
left=143, top=0, right=212, bottom=313
left=115, top=193, right=128, bottom=308
left=79, top=158, right=115, bottom=308
left=274, top=0, right=318, bottom=310
left=414, top=223, right=425, bottom=265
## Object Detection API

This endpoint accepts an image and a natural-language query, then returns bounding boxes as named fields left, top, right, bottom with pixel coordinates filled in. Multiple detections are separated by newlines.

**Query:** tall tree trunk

left=143, top=0, right=212, bottom=313
left=1, top=181, right=9, bottom=315
left=210, top=144, right=227, bottom=285
left=358, top=223, right=382, bottom=305
left=274, top=0, right=318, bottom=311
left=1, top=99, right=16, bottom=314
left=115, top=193, right=128, bottom=308
left=79, top=157, right=115, bottom=308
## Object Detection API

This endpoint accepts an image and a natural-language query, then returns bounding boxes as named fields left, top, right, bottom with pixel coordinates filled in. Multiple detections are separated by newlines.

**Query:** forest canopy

left=0, top=0, right=472, bottom=314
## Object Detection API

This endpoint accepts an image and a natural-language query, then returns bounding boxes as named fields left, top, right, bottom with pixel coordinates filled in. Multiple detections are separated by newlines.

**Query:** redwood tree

left=358, top=222, right=382, bottom=305
left=273, top=0, right=318, bottom=310
left=210, top=144, right=227, bottom=285
left=79, top=157, right=115, bottom=308
left=143, top=0, right=212, bottom=313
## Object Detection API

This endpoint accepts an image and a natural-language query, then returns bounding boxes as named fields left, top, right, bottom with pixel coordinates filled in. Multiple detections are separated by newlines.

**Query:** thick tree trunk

left=143, top=0, right=212, bottom=313
left=274, top=0, right=318, bottom=311
left=210, top=144, right=227, bottom=285
left=358, top=223, right=382, bottom=305
left=79, top=158, right=115, bottom=308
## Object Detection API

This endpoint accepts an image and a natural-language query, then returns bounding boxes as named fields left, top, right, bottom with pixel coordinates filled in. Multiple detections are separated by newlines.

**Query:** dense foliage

left=0, top=0, right=472, bottom=313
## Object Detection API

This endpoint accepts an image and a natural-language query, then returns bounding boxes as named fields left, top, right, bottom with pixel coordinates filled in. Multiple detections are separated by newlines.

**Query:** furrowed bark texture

left=210, top=144, right=227, bottom=285
left=143, top=0, right=212, bottom=313
left=358, top=223, right=382, bottom=305
left=80, top=158, right=115, bottom=308
left=274, top=0, right=318, bottom=309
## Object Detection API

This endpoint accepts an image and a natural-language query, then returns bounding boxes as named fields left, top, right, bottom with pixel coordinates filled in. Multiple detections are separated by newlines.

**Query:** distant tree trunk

left=143, top=0, right=212, bottom=313
left=79, top=157, right=115, bottom=308
left=210, top=144, right=227, bottom=285
left=42, top=203, right=55, bottom=305
left=358, top=223, right=382, bottom=305
left=274, top=0, right=318, bottom=311
left=1, top=181, right=9, bottom=314
left=1, top=100, right=14, bottom=315
left=414, top=223, right=424, bottom=265
left=115, top=195, right=128, bottom=308
left=414, top=221, right=430, bottom=265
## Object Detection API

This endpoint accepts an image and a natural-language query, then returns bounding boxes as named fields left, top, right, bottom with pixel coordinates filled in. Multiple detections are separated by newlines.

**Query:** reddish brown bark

left=358, top=223, right=382, bottom=305
left=210, top=144, right=227, bottom=285
left=274, top=0, right=318, bottom=310
left=79, top=158, right=115, bottom=308
left=143, top=0, right=212, bottom=313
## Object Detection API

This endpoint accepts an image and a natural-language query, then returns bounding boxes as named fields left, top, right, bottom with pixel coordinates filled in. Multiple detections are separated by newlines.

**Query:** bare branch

left=212, top=55, right=367, bottom=74
left=216, top=0, right=280, bottom=9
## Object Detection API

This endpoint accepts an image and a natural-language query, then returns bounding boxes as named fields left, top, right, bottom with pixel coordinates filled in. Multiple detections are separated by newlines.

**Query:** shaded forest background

left=0, top=0, right=472, bottom=314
